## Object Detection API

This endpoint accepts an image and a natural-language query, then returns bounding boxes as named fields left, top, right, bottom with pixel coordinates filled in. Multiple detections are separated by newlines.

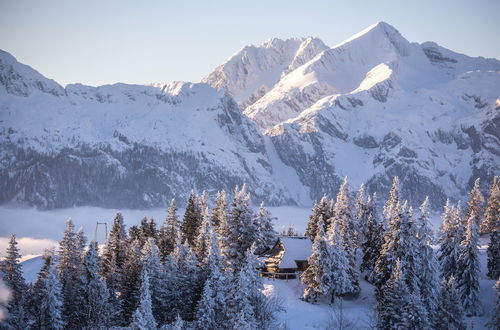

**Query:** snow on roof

left=278, top=236, right=312, bottom=268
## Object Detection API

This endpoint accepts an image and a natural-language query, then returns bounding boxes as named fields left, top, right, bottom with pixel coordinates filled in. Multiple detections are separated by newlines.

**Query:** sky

left=1, top=0, right=499, bottom=87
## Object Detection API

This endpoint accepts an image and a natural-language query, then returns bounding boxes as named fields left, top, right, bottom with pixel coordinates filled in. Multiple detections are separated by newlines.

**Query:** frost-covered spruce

left=404, top=292, right=430, bottom=329
left=434, top=276, right=465, bottom=330
left=57, top=219, right=85, bottom=328
left=481, top=176, right=499, bottom=235
left=173, top=238, right=201, bottom=320
left=487, top=230, right=500, bottom=279
left=180, top=191, right=202, bottom=248
left=376, top=259, right=411, bottom=329
left=142, top=238, right=169, bottom=326
left=254, top=201, right=277, bottom=255
left=157, top=199, right=180, bottom=261
left=464, top=178, right=484, bottom=234
left=361, top=193, right=383, bottom=279
left=219, top=185, right=257, bottom=273
left=211, top=190, right=227, bottom=231
left=1, top=234, right=29, bottom=329
left=438, top=200, right=463, bottom=280
left=383, top=177, right=400, bottom=224
left=101, top=212, right=128, bottom=279
left=354, top=183, right=368, bottom=248
left=487, top=278, right=500, bottom=330
left=305, top=195, right=331, bottom=241
left=193, top=205, right=212, bottom=264
left=415, top=197, right=439, bottom=317
left=457, top=211, right=483, bottom=316
left=81, top=241, right=110, bottom=328
left=38, top=261, right=65, bottom=330
left=130, top=268, right=157, bottom=330
left=120, top=238, right=143, bottom=324
left=140, top=217, right=158, bottom=243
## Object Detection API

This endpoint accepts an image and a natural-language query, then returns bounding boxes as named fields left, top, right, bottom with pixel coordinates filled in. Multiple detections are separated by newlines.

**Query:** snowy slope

left=0, top=51, right=301, bottom=208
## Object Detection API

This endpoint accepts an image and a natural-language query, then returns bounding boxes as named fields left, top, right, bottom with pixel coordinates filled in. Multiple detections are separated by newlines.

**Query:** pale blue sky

left=1, top=0, right=499, bottom=87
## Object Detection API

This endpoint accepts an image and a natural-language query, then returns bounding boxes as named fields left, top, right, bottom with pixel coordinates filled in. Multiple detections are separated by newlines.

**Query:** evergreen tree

left=140, top=217, right=158, bottom=243
left=193, top=206, right=212, bottom=264
left=157, top=199, right=180, bottom=261
left=456, top=211, right=483, bottom=316
left=173, top=239, right=201, bottom=321
left=141, top=238, right=169, bottom=326
left=354, top=183, right=367, bottom=248
left=487, top=230, right=500, bottom=279
left=38, top=261, right=65, bottom=330
left=180, top=191, right=202, bottom=248
left=101, top=212, right=128, bottom=278
left=253, top=202, right=277, bottom=255
left=376, top=259, right=412, bottom=329
left=434, top=276, right=465, bottom=330
left=57, top=219, right=85, bottom=329
left=130, top=268, right=157, bottom=330
left=481, top=176, right=499, bottom=235
left=361, top=194, right=383, bottom=279
left=81, top=241, right=110, bottom=329
left=404, top=292, right=430, bottom=330
left=211, top=190, right=226, bottom=231
left=415, top=197, right=439, bottom=317
left=120, top=238, right=143, bottom=324
left=383, top=177, right=400, bottom=224
left=438, top=200, right=463, bottom=280
left=331, top=177, right=359, bottom=293
left=464, top=178, right=484, bottom=233
left=219, top=185, right=257, bottom=273
left=1, top=234, right=29, bottom=329
left=487, top=278, right=500, bottom=330
left=304, top=196, right=331, bottom=240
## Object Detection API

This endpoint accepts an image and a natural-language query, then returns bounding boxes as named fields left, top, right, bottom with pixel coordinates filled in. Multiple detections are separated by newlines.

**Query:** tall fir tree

left=1, top=234, right=29, bottom=329
left=383, top=177, right=400, bottom=224
left=354, top=183, right=368, bottom=247
left=211, top=190, right=226, bottom=231
left=193, top=206, right=212, bottom=264
left=57, top=219, right=85, bottom=329
left=140, top=217, right=158, bottom=243
left=434, top=276, right=465, bottom=330
left=101, top=212, right=128, bottom=279
left=38, top=260, right=64, bottom=330
left=180, top=191, right=202, bottom=248
left=456, top=211, right=483, bottom=316
left=219, top=185, right=257, bottom=273
left=120, top=238, right=143, bottom=325
left=464, top=178, right=484, bottom=234
left=361, top=194, right=384, bottom=280
left=253, top=202, right=277, bottom=255
left=481, top=176, right=499, bottom=234
left=438, top=200, right=463, bottom=280
left=142, top=238, right=169, bottom=326
left=81, top=241, right=110, bottom=329
left=130, top=268, right=157, bottom=330
left=304, top=195, right=331, bottom=240
left=487, top=230, right=500, bottom=280
left=173, top=239, right=201, bottom=321
left=157, top=199, right=180, bottom=261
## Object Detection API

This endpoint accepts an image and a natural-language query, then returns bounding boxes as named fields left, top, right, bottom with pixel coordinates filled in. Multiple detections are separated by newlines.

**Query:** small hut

left=260, top=236, right=312, bottom=279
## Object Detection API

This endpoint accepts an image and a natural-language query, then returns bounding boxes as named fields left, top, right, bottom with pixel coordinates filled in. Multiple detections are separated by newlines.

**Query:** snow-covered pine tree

left=456, top=211, right=483, bottom=316
left=57, top=219, right=85, bottom=329
left=326, top=221, right=355, bottom=301
left=140, top=217, right=158, bottom=242
left=404, top=292, right=430, bottom=329
left=361, top=194, right=384, bottom=279
left=195, top=228, right=230, bottom=329
left=398, top=202, right=420, bottom=294
left=376, top=259, right=412, bottom=329
left=162, top=253, right=183, bottom=324
left=180, top=191, right=202, bottom=248
left=1, top=234, right=29, bottom=329
left=253, top=202, right=277, bottom=255
left=383, top=177, right=400, bottom=224
left=193, top=205, right=212, bottom=264
left=464, top=178, right=484, bottom=234
left=355, top=183, right=368, bottom=248
left=434, top=276, right=465, bottom=330
left=141, top=238, right=169, bottom=326
left=157, top=199, right=180, bottom=261
left=415, top=197, right=439, bottom=317
left=487, top=230, right=500, bottom=280
left=211, top=190, right=226, bottom=231
left=301, top=216, right=328, bottom=302
left=130, top=268, right=157, bottom=330
left=101, top=212, right=128, bottom=279
left=304, top=195, right=331, bottom=240
left=81, top=241, right=110, bottom=328
left=38, top=260, right=65, bottom=330
left=438, top=200, right=462, bottom=280
left=487, top=278, right=500, bottom=330
left=120, top=238, right=143, bottom=324
left=331, top=177, right=359, bottom=293
left=481, top=176, right=499, bottom=235
left=219, top=184, right=257, bottom=273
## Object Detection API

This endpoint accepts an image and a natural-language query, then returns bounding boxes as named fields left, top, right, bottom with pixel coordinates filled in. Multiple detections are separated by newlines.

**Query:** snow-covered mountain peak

left=0, top=49, right=65, bottom=97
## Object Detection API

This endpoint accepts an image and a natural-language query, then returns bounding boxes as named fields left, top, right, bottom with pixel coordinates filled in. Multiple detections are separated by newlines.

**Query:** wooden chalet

left=259, top=236, right=312, bottom=279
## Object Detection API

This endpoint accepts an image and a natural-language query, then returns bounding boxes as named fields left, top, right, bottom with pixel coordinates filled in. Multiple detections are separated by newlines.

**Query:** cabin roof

left=277, top=236, right=312, bottom=268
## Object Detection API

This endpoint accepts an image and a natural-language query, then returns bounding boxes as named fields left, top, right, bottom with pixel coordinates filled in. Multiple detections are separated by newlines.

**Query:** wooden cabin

left=260, top=236, right=312, bottom=279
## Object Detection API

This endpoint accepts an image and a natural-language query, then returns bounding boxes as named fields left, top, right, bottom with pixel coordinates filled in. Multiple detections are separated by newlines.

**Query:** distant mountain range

left=1, top=22, right=499, bottom=209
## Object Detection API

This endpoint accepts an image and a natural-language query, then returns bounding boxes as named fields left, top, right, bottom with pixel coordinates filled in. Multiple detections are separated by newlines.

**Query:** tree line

left=301, top=176, right=499, bottom=329
left=0, top=185, right=280, bottom=329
